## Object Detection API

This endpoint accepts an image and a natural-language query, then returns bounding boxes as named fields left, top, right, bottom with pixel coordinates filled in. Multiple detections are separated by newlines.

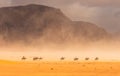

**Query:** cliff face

left=0, top=4, right=110, bottom=44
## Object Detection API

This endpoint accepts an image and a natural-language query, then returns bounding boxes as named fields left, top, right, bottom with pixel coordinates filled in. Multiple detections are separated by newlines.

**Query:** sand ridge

left=0, top=60, right=120, bottom=76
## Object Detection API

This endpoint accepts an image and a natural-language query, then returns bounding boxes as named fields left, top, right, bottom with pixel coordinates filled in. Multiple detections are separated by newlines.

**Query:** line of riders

left=21, top=56, right=99, bottom=61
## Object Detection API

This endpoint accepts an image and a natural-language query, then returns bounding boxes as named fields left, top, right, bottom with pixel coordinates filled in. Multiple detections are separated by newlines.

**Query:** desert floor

left=0, top=60, right=120, bottom=76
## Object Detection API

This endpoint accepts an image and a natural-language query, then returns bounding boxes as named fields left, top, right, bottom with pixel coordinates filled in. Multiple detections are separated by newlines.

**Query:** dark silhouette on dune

left=85, top=57, right=89, bottom=61
left=21, top=56, right=26, bottom=60
left=33, top=57, right=39, bottom=61
left=95, top=57, right=99, bottom=61
left=39, top=57, right=43, bottom=60
left=74, top=58, right=79, bottom=61
left=60, top=57, right=65, bottom=60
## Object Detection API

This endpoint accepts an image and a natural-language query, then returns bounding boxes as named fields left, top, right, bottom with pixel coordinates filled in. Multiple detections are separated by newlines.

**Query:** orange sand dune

left=0, top=60, right=120, bottom=76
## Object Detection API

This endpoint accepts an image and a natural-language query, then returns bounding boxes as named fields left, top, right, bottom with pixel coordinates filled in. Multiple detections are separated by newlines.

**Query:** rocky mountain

left=0, top=4, right=110, bottom=44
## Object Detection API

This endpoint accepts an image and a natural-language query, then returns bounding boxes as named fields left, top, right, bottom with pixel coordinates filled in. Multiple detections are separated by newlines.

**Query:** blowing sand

left=0, top=60, right=120, bottom=76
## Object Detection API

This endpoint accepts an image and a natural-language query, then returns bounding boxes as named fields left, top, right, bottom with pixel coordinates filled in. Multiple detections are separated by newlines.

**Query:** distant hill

left=0, top=4, right=110, bottom=44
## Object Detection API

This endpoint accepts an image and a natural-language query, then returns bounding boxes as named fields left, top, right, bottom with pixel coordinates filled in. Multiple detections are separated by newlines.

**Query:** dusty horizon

left=0, top=0, right=120, bottom=62
left=0, top=39, right=120, bottom=61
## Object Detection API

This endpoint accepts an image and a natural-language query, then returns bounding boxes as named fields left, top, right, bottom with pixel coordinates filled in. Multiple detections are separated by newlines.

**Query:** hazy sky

left=0, top=0, right=11, bottom=7
left=1, top=0, right=120, bottom=33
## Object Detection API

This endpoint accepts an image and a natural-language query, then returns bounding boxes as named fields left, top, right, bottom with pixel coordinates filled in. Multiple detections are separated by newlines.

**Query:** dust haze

left=0, top=34, right=120, bottom=61
left=0, top=1, right=120, bottom=61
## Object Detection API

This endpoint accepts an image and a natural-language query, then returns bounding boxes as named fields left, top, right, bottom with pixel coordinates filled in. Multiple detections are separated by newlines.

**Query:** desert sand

left=0, top=60, right=120, bottom=76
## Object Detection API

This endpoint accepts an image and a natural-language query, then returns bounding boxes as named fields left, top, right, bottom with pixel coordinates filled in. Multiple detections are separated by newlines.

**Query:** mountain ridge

left=0, top=4, right=110, bottom=44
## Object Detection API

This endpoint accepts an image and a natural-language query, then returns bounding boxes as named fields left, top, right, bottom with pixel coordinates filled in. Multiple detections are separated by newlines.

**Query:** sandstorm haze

left=9, top=0, right=120, bottom=33
left=0, top=0, right=120, bottom=61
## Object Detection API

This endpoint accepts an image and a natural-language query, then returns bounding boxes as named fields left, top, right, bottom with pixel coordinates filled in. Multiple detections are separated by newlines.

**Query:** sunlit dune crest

left=0, top=60, right=120, bottom=76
